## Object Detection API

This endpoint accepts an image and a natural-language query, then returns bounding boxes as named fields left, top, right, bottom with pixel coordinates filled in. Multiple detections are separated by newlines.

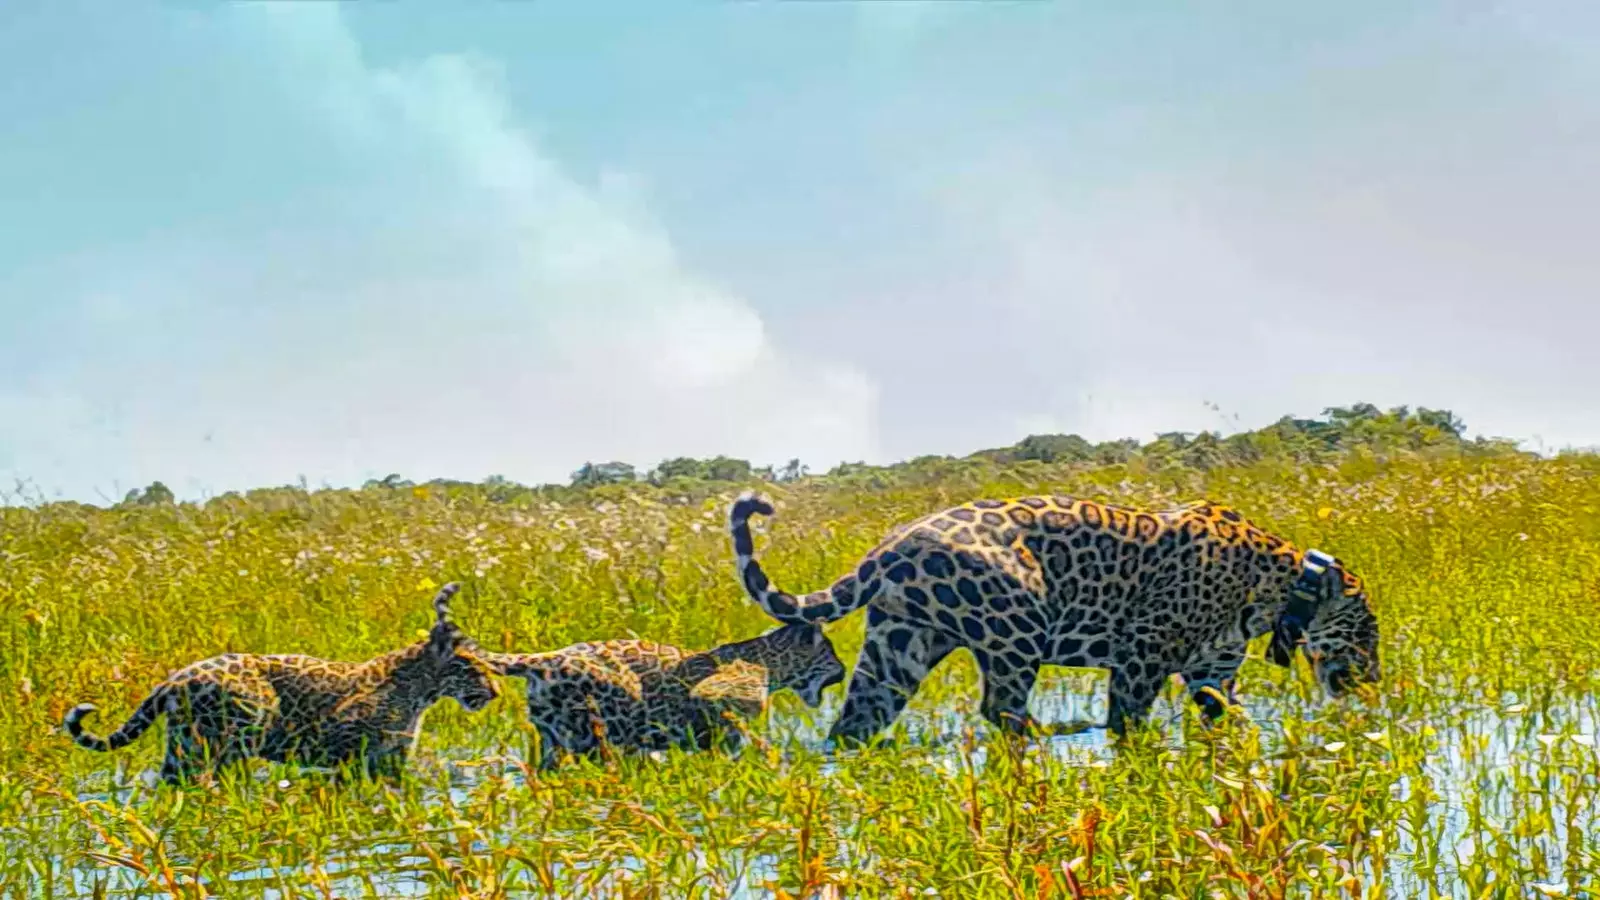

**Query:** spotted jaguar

left=481, top=622, right=845, bottom=768
left=728, top=492, right=1379, bottom=744
left=64, top=582, right=500, bottom=784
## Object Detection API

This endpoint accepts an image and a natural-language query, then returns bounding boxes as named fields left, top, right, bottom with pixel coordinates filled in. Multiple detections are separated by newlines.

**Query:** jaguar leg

left=976, top=651, right=1043, bottom=735
left=1105, top=667, right=1165, bottom=739
left=1183, top=648, right=1245, bottom=724
left=528, top=718, right=569, bottom=771
left=159, top=724, right=206, bottom=786
left=828, top=610, right=956, bottom=748
left=369, top=748, right=407, bottom=782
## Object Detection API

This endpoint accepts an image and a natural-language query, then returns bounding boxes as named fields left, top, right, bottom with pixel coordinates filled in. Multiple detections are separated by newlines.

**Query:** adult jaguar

left=482, top=622, right=845, bottom=768
left=64, top=582, right=500, bottom=784
left=727, top=492, right=1379, bottom=744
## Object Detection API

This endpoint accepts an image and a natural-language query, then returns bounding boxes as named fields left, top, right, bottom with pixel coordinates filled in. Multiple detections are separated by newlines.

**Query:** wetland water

left=30, top=666, right=1599, bottom=898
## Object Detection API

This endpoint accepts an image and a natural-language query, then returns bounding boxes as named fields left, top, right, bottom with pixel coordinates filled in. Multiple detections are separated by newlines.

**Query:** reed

left=3, top=451, right=1598, bottom=896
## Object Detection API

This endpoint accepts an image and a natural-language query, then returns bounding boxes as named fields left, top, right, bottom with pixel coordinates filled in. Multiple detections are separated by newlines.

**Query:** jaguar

left=482, top=622, right=845, bottom=768
left=727, top=491, right=1380, bottom=745
left=64, top=582, right=500, bottom=784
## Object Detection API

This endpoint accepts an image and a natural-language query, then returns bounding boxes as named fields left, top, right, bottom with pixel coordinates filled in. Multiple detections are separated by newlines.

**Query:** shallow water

left=37, top=670, right=1600, bottom=898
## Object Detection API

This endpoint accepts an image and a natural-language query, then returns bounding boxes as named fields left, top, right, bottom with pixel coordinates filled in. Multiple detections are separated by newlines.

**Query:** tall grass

left=3, top=452, right=1599, bottom=896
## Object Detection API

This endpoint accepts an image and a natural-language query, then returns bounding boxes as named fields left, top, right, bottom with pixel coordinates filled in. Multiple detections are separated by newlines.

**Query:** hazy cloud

left=860, top=3, right=1600, bottom=456
left=0, top=5, right=879, bottom=502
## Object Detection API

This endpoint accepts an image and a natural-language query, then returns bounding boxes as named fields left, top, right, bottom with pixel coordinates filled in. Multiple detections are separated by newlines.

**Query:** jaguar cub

left=482, top=623, right=845, bottom=768
left=64, top=583, right=499, bottom=785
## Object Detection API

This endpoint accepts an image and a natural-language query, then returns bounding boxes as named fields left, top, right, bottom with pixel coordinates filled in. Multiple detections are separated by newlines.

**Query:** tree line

left=102, top=403, right=1532, bottom=510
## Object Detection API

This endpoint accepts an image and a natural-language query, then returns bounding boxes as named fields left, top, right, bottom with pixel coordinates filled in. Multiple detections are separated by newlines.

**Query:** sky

left=2, top=2, right=1597, bottom=504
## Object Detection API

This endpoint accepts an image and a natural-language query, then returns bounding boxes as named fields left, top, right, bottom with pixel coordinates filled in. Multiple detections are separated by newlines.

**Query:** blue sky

left=2, top=2, right=1597, bottom=503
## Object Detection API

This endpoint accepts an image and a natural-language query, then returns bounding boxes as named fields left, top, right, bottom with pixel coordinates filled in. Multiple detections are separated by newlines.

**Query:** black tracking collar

left=1268, top=548, right=1335, bottom=667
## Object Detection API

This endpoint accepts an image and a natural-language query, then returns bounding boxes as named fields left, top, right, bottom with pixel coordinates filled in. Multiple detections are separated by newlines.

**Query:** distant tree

left=1324, top=403, right=1382, bottom=424
left=1092, top=439, right=1141, bottom=465
left=652, top=457, right=705, bottom=482
left=702, top=456, right=752, bottom=482
left=571, top=461, right=637, bottom=486
left=1180, top=431, right=1227, bottom=469
left=777, top=458, right=807, bottom=482
left=827, top=461, right=873, bottom=478
left=1413, top=407, right=1466, bottom=438
left=482, top=474, right=522, bottom=502
left=1012, top=434, right=1094, bottom=464
left=645, top=456, right=753, bottom=484
left=123, top=481, right=175, bottom=506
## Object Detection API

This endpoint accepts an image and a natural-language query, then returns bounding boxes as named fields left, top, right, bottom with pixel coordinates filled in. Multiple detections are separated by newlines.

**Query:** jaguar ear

left=1269, top=549, right=1334, bottom=668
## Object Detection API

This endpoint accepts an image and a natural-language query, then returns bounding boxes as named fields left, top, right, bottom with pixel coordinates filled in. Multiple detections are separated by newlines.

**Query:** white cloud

left=0, top=5, right=880, bottom=502
left=919, top=151, right=1600, bottom=451
left=889, top=8, right=1600, bottom=455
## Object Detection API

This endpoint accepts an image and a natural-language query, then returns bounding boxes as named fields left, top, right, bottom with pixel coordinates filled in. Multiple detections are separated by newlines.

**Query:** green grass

left=3, top=452, right=1600, bottom=897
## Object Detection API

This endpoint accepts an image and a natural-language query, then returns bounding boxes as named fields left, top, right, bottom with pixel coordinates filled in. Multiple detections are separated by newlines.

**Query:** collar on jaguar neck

left=1267, top=548, right=1335, bottom=668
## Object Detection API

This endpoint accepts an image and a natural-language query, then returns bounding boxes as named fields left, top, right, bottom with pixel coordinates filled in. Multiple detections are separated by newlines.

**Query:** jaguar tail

left=727, top=491, right=864, bottom=626
left=63, top=689, right=168, bottom=753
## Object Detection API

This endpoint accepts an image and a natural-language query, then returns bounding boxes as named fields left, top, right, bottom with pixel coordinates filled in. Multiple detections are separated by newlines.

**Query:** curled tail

left=727, top=491, right=861, bottom=625
left=64, top=691, right=167, bottom=753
